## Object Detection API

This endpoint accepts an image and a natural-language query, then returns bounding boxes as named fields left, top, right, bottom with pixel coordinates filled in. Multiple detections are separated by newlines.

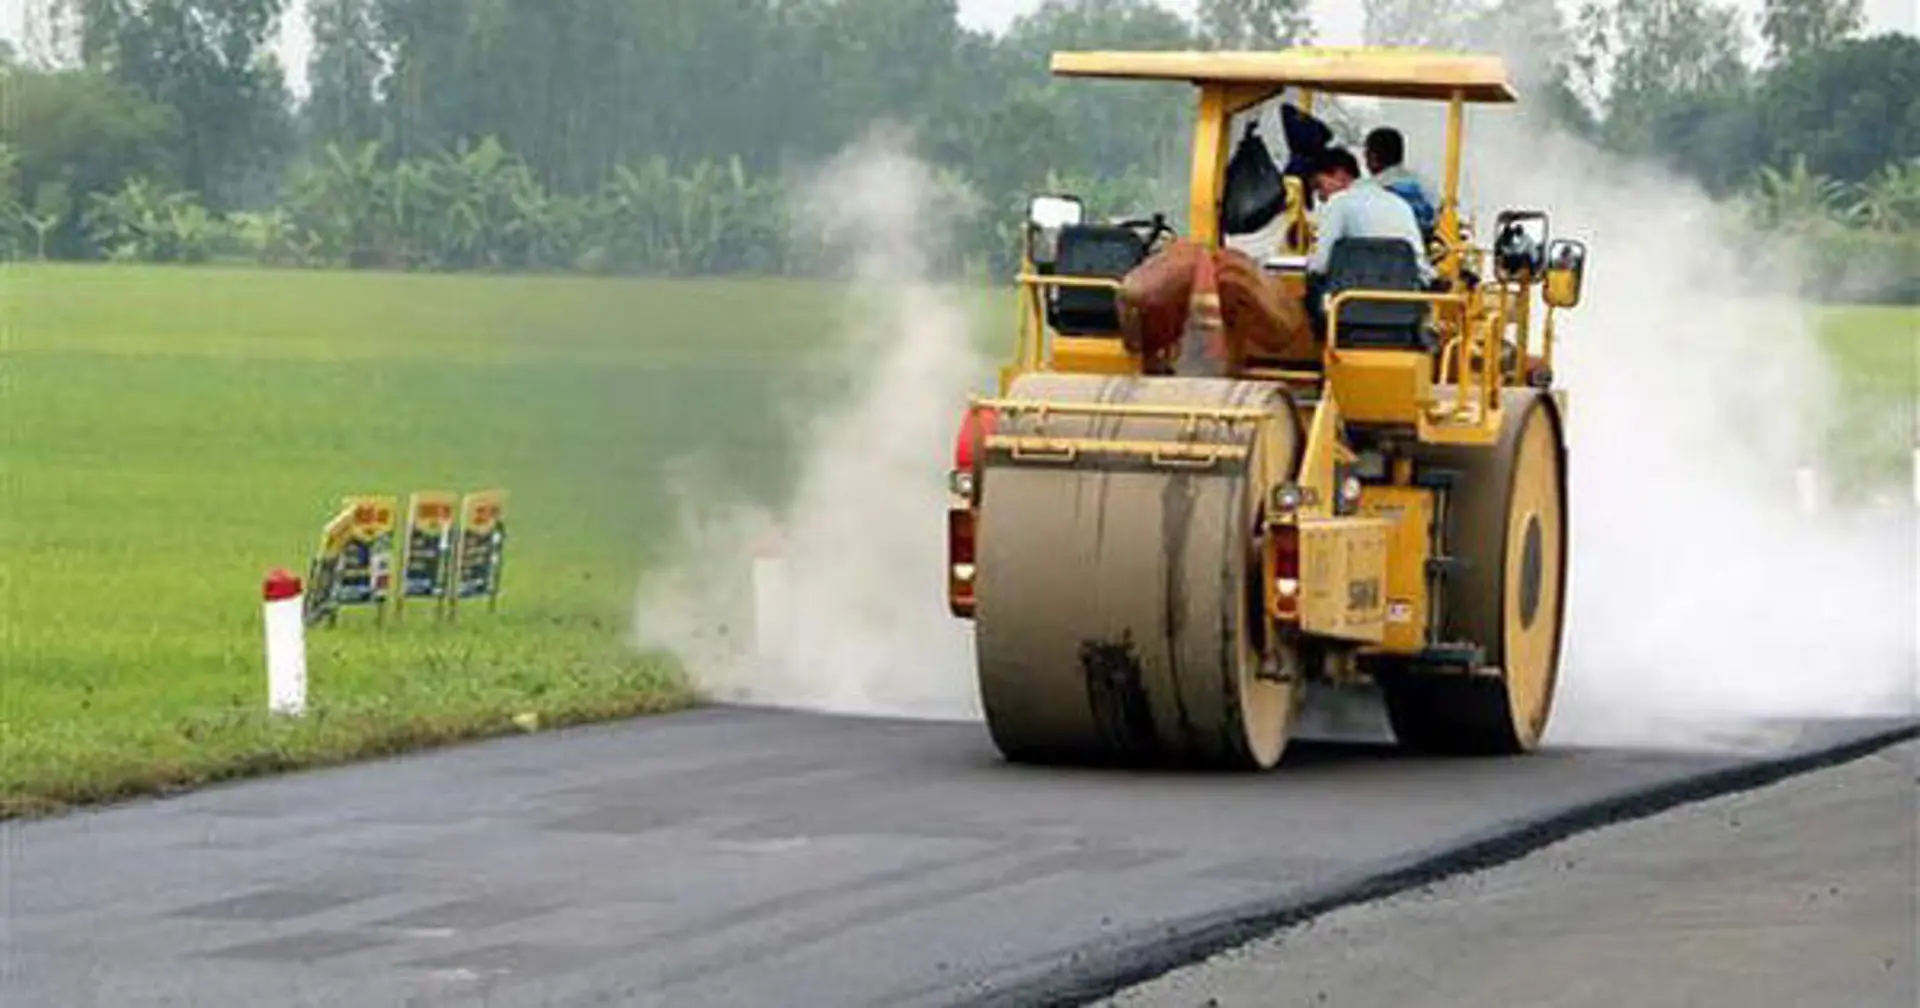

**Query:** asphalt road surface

left=3, top=708, right=1913, bottom=1008
left=1098, top=738, right=1919, bottom=1008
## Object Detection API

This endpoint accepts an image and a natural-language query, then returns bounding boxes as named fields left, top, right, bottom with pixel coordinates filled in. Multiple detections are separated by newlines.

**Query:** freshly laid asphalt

left=2, top=707, right=1914, bottom=1008
left=1098, top=739, right=1919, bottom=1008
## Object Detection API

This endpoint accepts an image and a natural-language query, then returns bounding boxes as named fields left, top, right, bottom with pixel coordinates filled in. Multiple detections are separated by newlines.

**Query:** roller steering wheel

left=1114, top=213, right=1177, bottom=251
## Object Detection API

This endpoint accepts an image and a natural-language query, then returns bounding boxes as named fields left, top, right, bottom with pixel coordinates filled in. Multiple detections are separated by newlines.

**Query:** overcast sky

left=960, top=0, right=1914, bottom=37
left=2, top=0, right=1912, bottom=94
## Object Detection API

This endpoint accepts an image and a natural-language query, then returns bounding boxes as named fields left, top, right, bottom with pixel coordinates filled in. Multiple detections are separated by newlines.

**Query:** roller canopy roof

left=1049, top=47, right=1519, bottom=103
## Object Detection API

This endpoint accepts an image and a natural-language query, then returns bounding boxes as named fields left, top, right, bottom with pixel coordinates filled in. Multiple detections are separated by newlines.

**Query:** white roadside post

left=751, top=534, right=786, bottom=668
left=263, top=568, right=308, bottom=717
left=1794, top=465, right=1821, bottom=516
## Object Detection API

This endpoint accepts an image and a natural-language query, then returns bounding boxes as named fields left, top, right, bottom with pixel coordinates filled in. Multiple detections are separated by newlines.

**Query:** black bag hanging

left=1219, top=119, right=1286, bottom=236
left=1279, top=101, right=1334, bottom=177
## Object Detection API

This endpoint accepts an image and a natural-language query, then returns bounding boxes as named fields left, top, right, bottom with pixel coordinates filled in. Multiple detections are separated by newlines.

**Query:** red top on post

left=263, top=568, right=303, bottom=601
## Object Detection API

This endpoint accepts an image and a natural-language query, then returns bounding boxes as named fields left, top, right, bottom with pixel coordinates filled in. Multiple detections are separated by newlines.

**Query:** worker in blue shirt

left=1363, top=127, right=1440, bottom=240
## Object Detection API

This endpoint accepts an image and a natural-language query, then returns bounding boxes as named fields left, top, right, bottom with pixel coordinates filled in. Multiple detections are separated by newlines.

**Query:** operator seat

left=1045, top=223, right=1149, bottom=335
left=1318, top=237, right=1433, bottom=351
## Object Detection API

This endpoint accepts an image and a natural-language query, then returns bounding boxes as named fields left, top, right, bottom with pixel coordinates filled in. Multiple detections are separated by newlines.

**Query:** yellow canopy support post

left=1440, top=89, right=1465, bottom=286
left=1190, top=86, right=1232, bottom=247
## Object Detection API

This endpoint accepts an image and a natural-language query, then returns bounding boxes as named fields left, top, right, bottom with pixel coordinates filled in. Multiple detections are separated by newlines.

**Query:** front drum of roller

left=970, top=372, right=1303, bottom=770
left=1383, top=389, right=1569, bottom=754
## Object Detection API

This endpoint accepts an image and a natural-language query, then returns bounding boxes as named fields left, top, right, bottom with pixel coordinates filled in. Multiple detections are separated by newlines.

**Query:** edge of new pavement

left=959, top=717, right=1920, bottom=1008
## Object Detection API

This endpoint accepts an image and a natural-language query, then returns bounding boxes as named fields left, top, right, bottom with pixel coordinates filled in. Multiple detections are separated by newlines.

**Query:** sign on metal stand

left=305, top=506, right=353, bottom=627
left=450, top=489, right=508, bottom=619
left=399, top=490, right=459, bottom=619
left=333, top=495, right=399, bottom=621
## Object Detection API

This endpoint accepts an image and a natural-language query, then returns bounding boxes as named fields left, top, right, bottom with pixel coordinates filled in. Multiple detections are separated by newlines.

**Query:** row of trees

left=6, top=137, right=1912, bottom=276
left=1, top=0, right=1915, bottom=296
left=0, top=144, right=1162, bottom=280
left=1745, top=159, right=1920, bottom=234
left=1742, top=159, right=1920, bottom=301
left=0, top=131, right=1163, bottom=277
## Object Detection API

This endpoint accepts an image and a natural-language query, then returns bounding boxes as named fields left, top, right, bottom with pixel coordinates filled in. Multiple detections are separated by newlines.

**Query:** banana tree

left=0, top=143, right=19, bottom=259
left=383, top=157, right=434, bottom=268
left=23, top=182, right=69, bottom=261
left=229, top=207, right=301, bottom=265
left=671, top=156, right=776, bottom=275
left=1851, top=162, right=1920, bottom=234
left=594, top=156, right=677, bottom=272
left=285, top=141, right=389, bottom=266
left=521, top=189, right=591, bottom=272
left=425, top=137, right=529, bottom=270
left=1744, top=156, right=1852, bottom=234
left=85, top=177, right=168, bottom=261
left=493, top=157, right=559, bottom=270
left=161, top=198, right=220, bottom=263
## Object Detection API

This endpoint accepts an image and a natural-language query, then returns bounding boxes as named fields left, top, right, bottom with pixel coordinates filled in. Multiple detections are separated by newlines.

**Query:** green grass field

left=0, top=263, right=1009, bottom=816
left=1810, top=304, right=1919, bottom=487
left=1, top=262, right=1911, bottom=817
left=1818, top=305, right=1919, bottom=400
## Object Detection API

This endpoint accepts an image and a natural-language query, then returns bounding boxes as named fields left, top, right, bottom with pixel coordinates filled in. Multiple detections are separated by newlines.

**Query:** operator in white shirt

left=1304, top=146, right=1435, bottom=287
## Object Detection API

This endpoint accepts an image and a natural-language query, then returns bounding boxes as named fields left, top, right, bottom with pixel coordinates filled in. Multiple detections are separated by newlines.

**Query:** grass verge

left=1, top=263, right=1009, bottom=817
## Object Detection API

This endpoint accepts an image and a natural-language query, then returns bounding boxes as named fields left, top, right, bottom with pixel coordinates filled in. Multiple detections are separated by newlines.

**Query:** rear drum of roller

left=971, top=373, right=1304, bottom=770
left=1381, top=389, right=1568, bottom=754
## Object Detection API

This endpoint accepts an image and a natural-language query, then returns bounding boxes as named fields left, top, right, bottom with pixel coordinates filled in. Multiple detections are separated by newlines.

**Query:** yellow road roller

left=945, top=48, right=1591, bottom=770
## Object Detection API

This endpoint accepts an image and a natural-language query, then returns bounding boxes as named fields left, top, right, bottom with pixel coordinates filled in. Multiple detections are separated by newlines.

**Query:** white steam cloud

left=1479, top=122, right=1917, bottom=750
left=630, top=129, right=989, bottom=721
left=1337, top=26, right=1919, bottom=753
left=1377, top=96, right=1917, bottom=752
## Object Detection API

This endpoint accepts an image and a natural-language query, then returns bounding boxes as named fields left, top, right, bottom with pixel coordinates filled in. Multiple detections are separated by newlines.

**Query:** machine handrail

left=985, top=434, right=1251, bottom=466
left=1323, top=287, right=1497, bottom=427
left=972, top=397, right=1270, bottom=423
left=1015, top=273, right=1124, bottom=291
left=1322, top=288, right=1468, bottom=355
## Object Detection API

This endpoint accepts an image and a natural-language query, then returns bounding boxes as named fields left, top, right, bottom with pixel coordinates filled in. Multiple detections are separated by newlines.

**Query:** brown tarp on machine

left=1116, top=240, right=1316, bottom=374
